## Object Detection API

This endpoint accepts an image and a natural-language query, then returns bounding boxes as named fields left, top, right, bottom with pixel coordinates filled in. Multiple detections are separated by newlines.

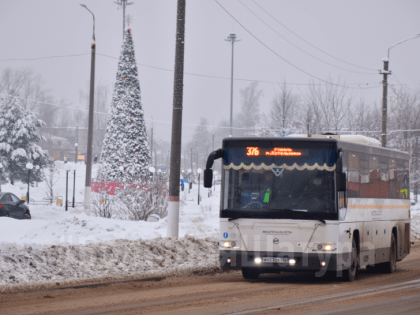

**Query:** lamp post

left=197, top=168, right=202, bottom=205
left=26, top=163, right=33, bottom=203
left=80, top=4, right=96, bottom=215
left=73, top=168, right=76, bottom=208
left=0, top=163, right=3, bottom=192
left=187, top=168, right=191, bottom=193
left=381, top=33, right=420, bottom=147
left=65, top=163, right=71, bottom=211
left=75, top=142, right=78, bottom=164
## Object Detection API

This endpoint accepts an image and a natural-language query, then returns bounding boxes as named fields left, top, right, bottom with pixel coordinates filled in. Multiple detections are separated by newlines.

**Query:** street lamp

left=65, top=163, right=71, bottom=211
left=26, top=162, right=33, bottom=203
left=80, top=3, right=96, bottom=215
left=75, top=142, right=79, bottom=164
left=197, top=168, right=202, bottom=205
left=381, top=33, right=420, bottom=147
left=0, top=163, right=3, bottom=192
left=187, top=168, right=192, bottom=193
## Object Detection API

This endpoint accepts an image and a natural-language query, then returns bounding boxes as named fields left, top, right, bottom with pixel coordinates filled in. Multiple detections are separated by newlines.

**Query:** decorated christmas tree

left=101, top=28, right=150, bottom=181
left=0, top=94, right=48, bottom=184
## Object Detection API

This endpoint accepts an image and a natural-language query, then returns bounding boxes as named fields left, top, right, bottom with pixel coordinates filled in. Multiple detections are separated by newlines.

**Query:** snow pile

left=0, top=196, right=219, bottom=248
left=0, top=236, right=219, bottom=286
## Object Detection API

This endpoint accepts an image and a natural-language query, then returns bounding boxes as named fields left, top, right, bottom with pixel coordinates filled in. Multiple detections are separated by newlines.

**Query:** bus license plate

left=262, top=257, right=288, bottom=263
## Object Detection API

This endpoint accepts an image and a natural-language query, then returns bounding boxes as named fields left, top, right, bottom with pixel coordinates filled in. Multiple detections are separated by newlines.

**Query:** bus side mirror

left=204, top=169, right=213, bottom=188
left=337, top=173, right=346, bottom=191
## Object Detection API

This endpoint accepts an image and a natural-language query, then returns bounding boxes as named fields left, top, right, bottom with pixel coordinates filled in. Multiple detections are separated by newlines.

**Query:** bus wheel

left=343, top=237, right=358, bottom=282
left=378, top=233, right=397, bottom=274
left=242, top=268, right=260, bottom=280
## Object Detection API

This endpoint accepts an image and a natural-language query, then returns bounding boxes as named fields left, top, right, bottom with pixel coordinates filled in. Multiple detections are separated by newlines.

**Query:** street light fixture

left=26, top=162, right=33, bottom=203
left=380, top=33, right=420, bottom=147
left=388, top=33, right=420, bottom=59
left=80, top=4, right=96, bottom=215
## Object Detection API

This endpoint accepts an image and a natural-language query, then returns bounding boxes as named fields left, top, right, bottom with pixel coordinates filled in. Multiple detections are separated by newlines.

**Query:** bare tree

left=44, top=159, right=59, bottom=204
left=305, top=78, right=352, bottom=133
left=269, top=82, right=299, bottom=136
left=236, top=81, right=263, bottom=136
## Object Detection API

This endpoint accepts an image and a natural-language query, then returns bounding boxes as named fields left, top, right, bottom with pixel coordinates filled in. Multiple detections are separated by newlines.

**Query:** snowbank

left=0, top=236, right=219, bottom=286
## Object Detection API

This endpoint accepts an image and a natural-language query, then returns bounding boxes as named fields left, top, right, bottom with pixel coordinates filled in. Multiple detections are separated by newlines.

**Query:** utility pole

left=80, top=4, right=96, bottom=215
left=225, top=33, right=240, bottom=137
left=114, top=0, right=134, bottom=40
left=167, top=0, right=186, bottom=238
left=380, top=58, right=390, bottom=147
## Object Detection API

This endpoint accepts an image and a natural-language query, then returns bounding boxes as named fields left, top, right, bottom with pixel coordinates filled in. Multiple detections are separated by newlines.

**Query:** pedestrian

left=64, top=154, right=68, bottom=164
left=181, top=181, right=185, bottom=191
left=94, top=155, right=98, bottom=163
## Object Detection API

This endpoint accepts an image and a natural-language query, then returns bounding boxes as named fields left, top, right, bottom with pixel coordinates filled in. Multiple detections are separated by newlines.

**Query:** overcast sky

left=1, top=0, right=419, bottom=144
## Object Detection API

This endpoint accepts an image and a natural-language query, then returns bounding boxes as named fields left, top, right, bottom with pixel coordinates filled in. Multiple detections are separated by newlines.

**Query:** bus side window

left=379, top=161, right=389, bottom=198
left=397, top=160, right=409, bottom=199
left=369, top=155, right=380, bottom=198
left=389, top=158, right=398, bottom=199
left=347, top=152, right=360, bottom=198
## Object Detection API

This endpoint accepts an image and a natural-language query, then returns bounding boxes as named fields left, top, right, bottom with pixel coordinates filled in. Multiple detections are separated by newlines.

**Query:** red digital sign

left=246, top=147, right=260, bottom=156
left=265, top=148, right=302, bottom=156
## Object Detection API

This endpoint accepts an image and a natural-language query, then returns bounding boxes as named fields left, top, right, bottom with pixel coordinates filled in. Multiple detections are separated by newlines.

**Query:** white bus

left=203, top=135, right=410, bottom=281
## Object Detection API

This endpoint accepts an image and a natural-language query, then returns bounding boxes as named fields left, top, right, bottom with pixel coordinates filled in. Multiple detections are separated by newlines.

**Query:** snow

left=1, top=162, right=420, bottom=287
left=0, top=162, right=221, bottom=286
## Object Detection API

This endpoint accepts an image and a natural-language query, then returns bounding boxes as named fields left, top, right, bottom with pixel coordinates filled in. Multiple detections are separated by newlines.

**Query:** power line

left=214, top=0, right=377, bottom=89
left=252, top=0, right=377, bottom=72
left=0, top=53, right=90, bottom=62
left=238, top=0, right=376, bottom=75
left=0, top=51, right=382, bottom=87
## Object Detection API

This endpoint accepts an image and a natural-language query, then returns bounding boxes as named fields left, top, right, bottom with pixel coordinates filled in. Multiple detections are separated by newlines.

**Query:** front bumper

left=220, top=250, right=349, bottom=271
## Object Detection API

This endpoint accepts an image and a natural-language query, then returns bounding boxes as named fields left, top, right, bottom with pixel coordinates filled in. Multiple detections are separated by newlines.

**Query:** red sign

left=265, top=148, right=302, bottom=156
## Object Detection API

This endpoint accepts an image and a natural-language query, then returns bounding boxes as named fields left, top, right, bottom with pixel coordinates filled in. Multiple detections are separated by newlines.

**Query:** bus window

left=380, top=161, right=390, bottom=198
left=389, top=158, right=398, bottom=199
left=369, top=156, right=380, bottom=198
left=359, top=159, right=369, bottom=198
left=347, top=152, right=360, bottom=198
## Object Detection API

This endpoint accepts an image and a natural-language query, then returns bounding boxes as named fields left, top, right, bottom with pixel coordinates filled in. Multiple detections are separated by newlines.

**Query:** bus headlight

left=223, top=241, right=231, bottom=248
left=222, top=241, right=240, bottom=249
left=312, top=243, right=336, bottom=251
left=255, top=257, right=262, bottom=264
left=289, top=259, right=296, bottom=266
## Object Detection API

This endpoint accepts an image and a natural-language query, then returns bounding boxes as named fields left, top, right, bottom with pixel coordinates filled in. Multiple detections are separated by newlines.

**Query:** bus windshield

left=221, top=141, right=337, bottom=220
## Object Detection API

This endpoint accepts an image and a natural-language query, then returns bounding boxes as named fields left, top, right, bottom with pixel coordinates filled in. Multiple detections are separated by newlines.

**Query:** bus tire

left=242, top=268, right=260, bottom=280
left=343, top=237, right=358, bottom=282
left=378, top=233, right=397, bottom=274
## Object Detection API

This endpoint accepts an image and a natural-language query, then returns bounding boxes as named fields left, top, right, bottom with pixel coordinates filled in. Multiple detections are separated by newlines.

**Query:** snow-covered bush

left=116, top=174, right=168, bottom=221
left=91, top=167, right=168, bottom=221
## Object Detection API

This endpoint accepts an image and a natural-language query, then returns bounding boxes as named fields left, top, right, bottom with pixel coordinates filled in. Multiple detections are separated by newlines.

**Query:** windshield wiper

left=227, top=211, right=261, bottom=221
left=278, top=208, right=326, bottom=224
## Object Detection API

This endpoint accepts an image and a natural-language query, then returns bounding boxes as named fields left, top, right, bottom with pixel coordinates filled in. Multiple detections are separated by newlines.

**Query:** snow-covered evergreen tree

left=101, top=28, right=150, bottom=181
left=0, top=94, right=48, bottom=184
